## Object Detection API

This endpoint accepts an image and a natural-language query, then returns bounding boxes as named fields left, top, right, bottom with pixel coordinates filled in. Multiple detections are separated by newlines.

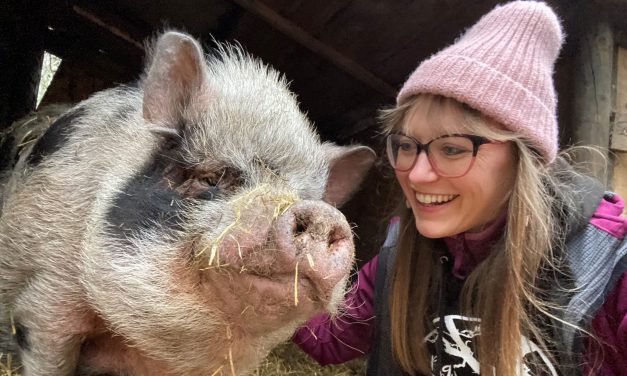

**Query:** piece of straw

left=198, top=184, right=298, bottom=270
left=306, top=253, right=315, bottom=270
left=209, top=365, right=223, bottom=376
left=0, top=353, right=20, bottom=376
left=240, top=306, right=251, bottom=316
left=228, top=347, right=236, bottom=376
left=306, top=327, right=318, bottom=340
left=9, top=315, right=15, bottom=336
left=294, top=261, right=299, bottom=306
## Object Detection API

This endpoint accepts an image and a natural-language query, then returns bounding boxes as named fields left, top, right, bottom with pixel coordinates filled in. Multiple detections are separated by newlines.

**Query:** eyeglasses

left=385, top=133, right=496, bottom=178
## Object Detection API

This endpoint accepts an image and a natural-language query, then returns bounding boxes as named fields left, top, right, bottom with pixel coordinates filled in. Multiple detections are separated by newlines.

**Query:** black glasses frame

left=385, top=133, right=494, bottom=177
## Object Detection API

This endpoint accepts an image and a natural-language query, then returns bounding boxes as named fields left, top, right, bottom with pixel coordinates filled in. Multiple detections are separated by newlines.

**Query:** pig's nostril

left=290, top=212, right=347, bottom=248
left=328, top=229, right=344, bottom=248
left=295, top=216, right=308, bottom=236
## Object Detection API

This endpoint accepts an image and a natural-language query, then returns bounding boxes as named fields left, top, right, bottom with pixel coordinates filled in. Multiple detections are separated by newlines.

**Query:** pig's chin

left=242, top=267, right=348, bottom=312
left=207, top=265, right=343, bottom=315
left=196, top=257, right=351, bottom=334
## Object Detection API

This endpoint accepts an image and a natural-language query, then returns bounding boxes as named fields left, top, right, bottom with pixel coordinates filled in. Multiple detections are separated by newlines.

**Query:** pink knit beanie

left=397, top=1, right=564, bottom=163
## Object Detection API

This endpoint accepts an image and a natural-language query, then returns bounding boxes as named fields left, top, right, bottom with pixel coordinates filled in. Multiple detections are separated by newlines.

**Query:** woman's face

left=395, top=100, right=517, bottom=238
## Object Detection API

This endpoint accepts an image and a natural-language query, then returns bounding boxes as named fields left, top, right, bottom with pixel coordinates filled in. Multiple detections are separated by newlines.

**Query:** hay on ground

left=253, top=342, right=366, bottom=375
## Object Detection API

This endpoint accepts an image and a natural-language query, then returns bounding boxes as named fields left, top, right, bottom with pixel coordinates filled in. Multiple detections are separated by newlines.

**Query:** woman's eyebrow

left=397, top=130, right=463, bottom=141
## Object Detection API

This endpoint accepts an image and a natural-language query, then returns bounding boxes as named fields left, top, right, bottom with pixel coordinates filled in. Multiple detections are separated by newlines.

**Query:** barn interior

left=3, top=0, right=625, bottom=263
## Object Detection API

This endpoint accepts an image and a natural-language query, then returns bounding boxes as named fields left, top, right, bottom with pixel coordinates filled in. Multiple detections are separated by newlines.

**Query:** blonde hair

left=380, top=94, right=580, bottom=374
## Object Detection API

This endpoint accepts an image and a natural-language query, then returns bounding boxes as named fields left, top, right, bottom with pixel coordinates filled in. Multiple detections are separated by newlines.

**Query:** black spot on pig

left=107, top=157, right=187, bottom=243
left=27, top=107, right=85, bottom=166
left=14, top=322, right=29, bottom=351
left=106, top=138, right=228, bottom=244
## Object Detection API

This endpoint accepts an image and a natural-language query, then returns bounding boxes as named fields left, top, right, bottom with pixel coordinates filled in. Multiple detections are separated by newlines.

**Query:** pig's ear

left=142, top=31, right=207, bottom=124
left=322, top=143, right=376, bottom=207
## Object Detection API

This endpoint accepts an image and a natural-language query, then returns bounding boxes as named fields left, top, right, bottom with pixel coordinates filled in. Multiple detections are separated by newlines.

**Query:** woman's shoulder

left=589, top=192, right=627, bottom=239
left=382, top=216, right=401, bottom=248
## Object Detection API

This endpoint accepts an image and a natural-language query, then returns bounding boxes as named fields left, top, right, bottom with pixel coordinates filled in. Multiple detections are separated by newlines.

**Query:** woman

left=293, top=1, right=627, bottom=375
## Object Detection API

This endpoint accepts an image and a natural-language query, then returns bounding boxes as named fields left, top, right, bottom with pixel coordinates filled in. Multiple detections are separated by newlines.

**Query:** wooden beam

left=41, top=1, right=146, bottom=80
left=230, top=0, right=397, bottom=98
left=72, top=5, right=145, bottom=51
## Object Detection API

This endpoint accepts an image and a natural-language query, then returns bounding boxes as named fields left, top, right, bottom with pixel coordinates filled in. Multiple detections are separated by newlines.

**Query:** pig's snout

left=275, top=200, right=353, bottom=258
left=281, top=203, right=349, bottom=252
left=273, top=200, right=355, bottom=299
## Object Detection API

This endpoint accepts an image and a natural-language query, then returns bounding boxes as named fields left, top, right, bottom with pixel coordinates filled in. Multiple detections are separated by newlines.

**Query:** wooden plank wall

left=611, top=47, right=627, bottom=215
left=570, top=3, right=614, bottom=185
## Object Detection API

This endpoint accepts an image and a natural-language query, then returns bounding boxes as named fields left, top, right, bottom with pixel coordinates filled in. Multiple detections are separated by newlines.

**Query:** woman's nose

left=408, top=151, right=439, bottom=183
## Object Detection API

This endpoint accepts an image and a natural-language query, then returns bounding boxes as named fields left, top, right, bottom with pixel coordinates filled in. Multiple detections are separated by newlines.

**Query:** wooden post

left=570, top=6, right=614, bottom=185
left=610, top=47, right=627, bottom=213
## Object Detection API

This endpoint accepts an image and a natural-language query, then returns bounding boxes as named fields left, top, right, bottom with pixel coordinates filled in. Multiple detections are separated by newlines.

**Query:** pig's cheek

left=233, top=277, right=320, bottom=334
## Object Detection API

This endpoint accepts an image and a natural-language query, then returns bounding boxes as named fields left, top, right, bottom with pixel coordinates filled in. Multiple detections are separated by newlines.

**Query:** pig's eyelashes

left=176, top=167, right=244, bottom=199
left=200, top=167, right=244, bottom=193
left=174, top=177, right=221, bottom=199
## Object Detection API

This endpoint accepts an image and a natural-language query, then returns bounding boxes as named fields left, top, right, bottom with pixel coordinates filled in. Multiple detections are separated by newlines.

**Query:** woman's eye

left=399, top=142, right=414, bottom=151
left=440, top=145, right=469, bottom=156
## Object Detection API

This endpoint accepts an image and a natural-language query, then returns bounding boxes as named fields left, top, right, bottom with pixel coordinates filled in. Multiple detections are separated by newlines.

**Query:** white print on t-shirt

left=424, top=315, right=558, bottom=376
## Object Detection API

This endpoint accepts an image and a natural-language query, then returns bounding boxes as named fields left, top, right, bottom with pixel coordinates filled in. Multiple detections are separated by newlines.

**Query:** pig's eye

left=174, top=167, right=243, bottom=199
left=205, top=168, right=242, bottom=189
left=197, top=168, right=243, bottom=195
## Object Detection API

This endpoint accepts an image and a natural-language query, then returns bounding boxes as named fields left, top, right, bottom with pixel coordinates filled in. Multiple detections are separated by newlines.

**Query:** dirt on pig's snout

left=193, top=186, right=355, bottom=335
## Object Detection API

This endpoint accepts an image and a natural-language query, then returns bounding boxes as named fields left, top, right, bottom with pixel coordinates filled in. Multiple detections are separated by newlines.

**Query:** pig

left=0, top=31, right=375, bottom=376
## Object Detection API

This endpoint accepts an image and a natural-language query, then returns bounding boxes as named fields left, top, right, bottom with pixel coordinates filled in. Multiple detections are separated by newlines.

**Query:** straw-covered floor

left=1, top=342, right=366, bottom=376
left=254, top=342, right=366, bottom=375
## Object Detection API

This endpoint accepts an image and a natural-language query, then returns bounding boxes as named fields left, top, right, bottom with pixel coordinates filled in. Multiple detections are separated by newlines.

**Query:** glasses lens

left=429, top=136, right=475, bottom=177
left=387, top=134, right=417, bottom=171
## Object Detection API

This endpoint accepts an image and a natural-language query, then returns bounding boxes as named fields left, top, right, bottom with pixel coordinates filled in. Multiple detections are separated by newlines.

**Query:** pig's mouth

left=212, top=233, right=353, bottom=308
left=241, top=267, right=320, bottom=303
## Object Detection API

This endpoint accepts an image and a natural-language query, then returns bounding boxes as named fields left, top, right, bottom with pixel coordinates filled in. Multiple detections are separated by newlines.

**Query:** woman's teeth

left=415, top=193, right=457, bottom=205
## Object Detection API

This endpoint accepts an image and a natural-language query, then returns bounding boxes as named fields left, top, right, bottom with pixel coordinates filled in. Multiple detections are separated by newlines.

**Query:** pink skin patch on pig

left=77, top=315, right=175, bottom=375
